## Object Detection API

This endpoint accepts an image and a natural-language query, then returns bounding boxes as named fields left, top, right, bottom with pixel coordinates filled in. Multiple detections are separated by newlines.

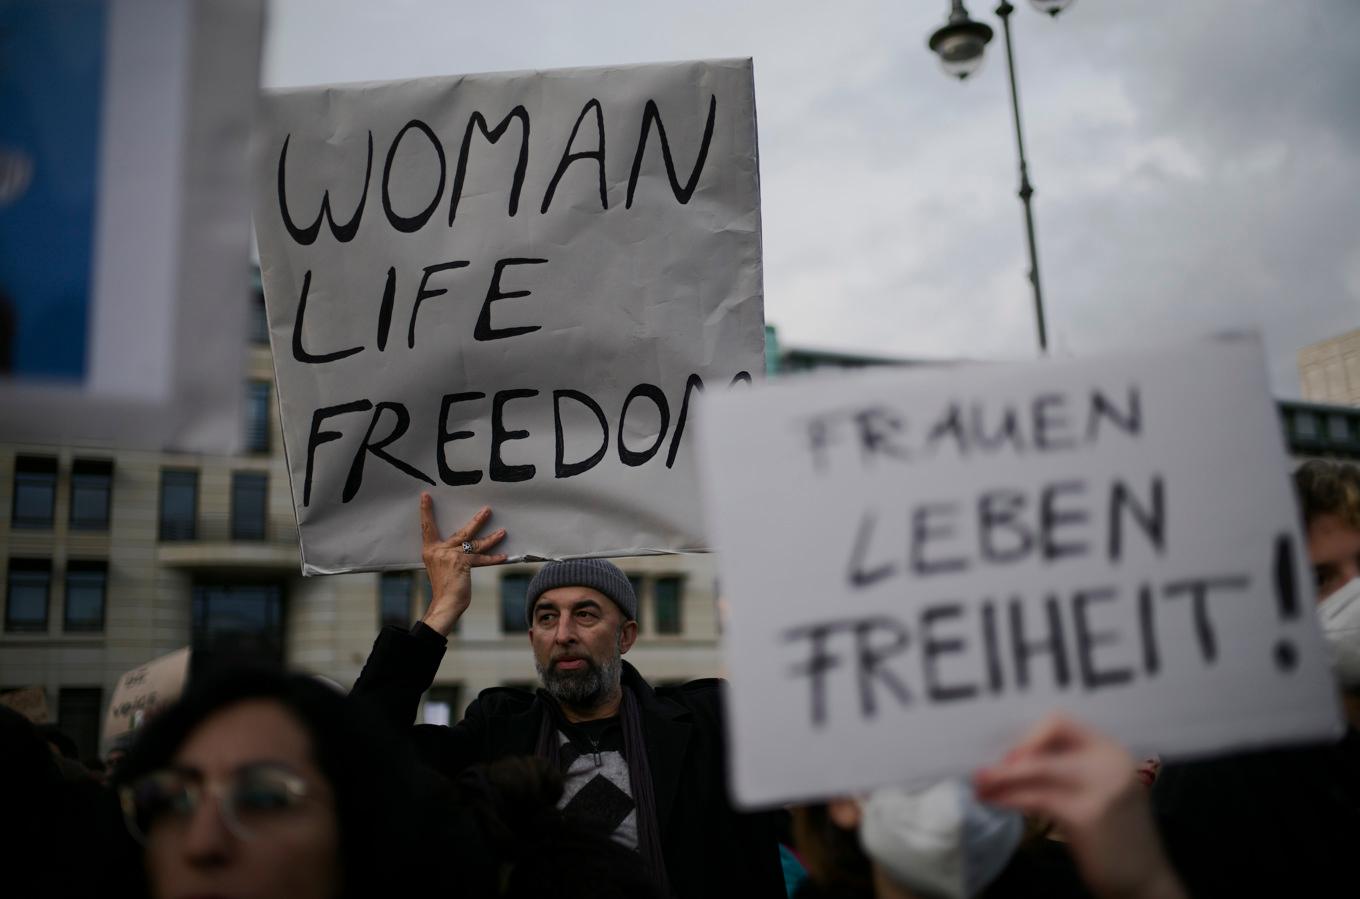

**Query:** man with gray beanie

left=352, top=494, right=785, bottom=899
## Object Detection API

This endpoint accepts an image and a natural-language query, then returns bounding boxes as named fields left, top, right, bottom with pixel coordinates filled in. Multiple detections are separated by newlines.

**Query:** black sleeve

left=351, top=624, right=489, bottom=780
left=351, top=624, right=448, bottom=732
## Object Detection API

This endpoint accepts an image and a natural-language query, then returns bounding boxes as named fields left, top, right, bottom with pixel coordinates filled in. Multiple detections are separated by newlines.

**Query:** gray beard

left=536, top=635, right=623, bottom=709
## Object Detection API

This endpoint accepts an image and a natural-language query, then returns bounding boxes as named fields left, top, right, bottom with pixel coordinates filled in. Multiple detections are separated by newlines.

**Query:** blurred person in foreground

left=351, top=494, right=785, bottom=898
left=0, top=705, right=140, bottom=898
left=112, top=667, right=442, bottom=899
left=1152, top=458, right=1360, bottom=896
left=791, top=715, right=1185, bottom=899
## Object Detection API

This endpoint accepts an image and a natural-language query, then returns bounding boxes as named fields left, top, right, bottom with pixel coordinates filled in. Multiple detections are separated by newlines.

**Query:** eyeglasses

left=118, top=763, right=312, bottom=844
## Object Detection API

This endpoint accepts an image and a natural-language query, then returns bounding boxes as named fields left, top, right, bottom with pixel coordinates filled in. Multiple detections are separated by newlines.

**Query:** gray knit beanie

left=525, top=559, right=638, bottom=624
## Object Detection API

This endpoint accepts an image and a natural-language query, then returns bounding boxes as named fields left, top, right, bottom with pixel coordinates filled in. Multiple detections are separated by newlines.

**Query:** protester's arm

left=351, top=621, right=449, bottom=730
left=351, top=495, right=506, bottom=730
left=417, top=492, right=507, bottom=635
left=974, top=715, right=1188, bottom=899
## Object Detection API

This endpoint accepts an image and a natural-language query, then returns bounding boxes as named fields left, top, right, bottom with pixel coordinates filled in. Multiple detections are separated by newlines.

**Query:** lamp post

left=928, top=0, right=1073, bottom=353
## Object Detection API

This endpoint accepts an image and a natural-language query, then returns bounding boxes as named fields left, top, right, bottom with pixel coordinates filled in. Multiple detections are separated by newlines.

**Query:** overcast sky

left=263, top=0, right=1360, bottom=396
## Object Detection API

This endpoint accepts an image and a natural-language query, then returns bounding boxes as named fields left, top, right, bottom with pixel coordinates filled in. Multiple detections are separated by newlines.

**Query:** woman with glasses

left=111, top=667, right=444, bottom=899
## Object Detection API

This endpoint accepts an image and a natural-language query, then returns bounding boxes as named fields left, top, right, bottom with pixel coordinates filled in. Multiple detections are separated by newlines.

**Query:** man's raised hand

left=417, top=493, right=507, bottom=636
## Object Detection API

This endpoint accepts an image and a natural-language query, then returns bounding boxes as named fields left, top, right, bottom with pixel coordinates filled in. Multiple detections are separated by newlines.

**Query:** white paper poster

left=102, top=646, right=190, bottom=747
left=254, top=58, right=764, bottom=574
left=698, top=337, right=1342, bottom=807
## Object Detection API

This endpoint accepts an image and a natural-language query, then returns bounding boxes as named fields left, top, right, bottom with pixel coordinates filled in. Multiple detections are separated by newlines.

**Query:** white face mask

left=859, top=779, right=1023, bottom=899
left=1318, top=576, right=1360, bottom=689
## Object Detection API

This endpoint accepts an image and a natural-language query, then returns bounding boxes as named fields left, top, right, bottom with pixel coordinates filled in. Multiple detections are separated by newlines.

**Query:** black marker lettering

left=617, top=384, right=670, bottom=467
left=979, top=488, right=1034, bottom=564
left=1040, top=479, right=1089, bottom=562
left=449, top=107, right=530, bottom=225
left=854, top=617, right=913, bottom=719
left=303, top=400, right=372, bottom=506
left=381, top=120, right=445, bottom=233
left=343, top=401, right=435, bottom=502
left=408, top=260, right=469, bottom=349
left=1009, top=596, right=1070, bottom=690
left=489, top=389, right=539, bottom=482
left=1109, top=475, right=1165, bottom=562
left=922, top=604, right=977, bottom=703
left=436, top=392, right=486, bottom=486
left=474, top=258, right=546, bottom=342
left=1073, top=586, right=1133, bottom=689
left=665, top=374, right=705, bottom=468
left=911, top=502, right=969, bottom=576
left=625, top=95, right=717, bottom=208
left=847, top=510, right=899, bottom=589
left=1033, top=392, right=1075, bottom=451
left=554, top=389, right=609, bottom=478
left=541, top=98, right=607, bottom=214
left=277, top=131, right=372, bottom=245
left=292, top=271, right=363, bottom=364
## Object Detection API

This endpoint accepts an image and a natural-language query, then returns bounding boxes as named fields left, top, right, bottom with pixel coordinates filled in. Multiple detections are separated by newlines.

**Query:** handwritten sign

left=102, top=647, right=190, bottom=746
left=253, top=59, right=764, bottom=574
left=698, top=338, right=1342, bottom=807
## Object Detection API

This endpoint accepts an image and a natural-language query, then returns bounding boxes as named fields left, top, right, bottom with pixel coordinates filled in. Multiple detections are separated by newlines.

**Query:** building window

left=500, top=572, right=531, bottom=633
left=1293, top=412, right=1318, bottom=440
left=250, top=284, right=271, bottom=344
left=192, top=582, right=284, bottom=664
left=69, top=458, right=113, bottom=531
left=12, top=455, right=57, bottom=529
left=58, top=687, right=103, bottom=763
left=64, top=560, right=107, bottom=632
left=159, top=469, right=198, bottom=541
left=655, top=575, right=684, bottom=635
left=5, top=559, right=51, bottom=632
left=423, top=684, right=462, bottom=726
left=245, top=381, right=271, bottom=453
left=1328, top=414, right=1353, bottom=443
left=231, top=472, right=268, bottom=541
left=627, top=574, right=644, bottom=628
left=379, top=572, right=414, bottom=630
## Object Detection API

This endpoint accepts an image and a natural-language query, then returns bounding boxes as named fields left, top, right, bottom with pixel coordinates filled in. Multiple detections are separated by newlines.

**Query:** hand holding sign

left=417, top=494, right=507, bottom=636
left=975, top=715, right=1188, bottom=899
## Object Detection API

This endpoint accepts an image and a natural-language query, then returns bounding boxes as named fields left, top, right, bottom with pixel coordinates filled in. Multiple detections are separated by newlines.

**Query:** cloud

left=263, top=0, right=1360, bottom=395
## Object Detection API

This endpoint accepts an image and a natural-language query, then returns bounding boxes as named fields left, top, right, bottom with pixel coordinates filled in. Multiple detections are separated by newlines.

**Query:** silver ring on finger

left=461, top=540, right=476, bottom=554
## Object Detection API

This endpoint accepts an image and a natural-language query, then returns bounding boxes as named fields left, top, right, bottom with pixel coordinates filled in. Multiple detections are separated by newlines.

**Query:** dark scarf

left=535, top=684, right=672, bottom=897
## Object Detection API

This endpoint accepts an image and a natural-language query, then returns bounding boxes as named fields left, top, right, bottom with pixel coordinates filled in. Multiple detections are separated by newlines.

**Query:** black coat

left=1152, top=728, right=1360, bottom=897
left=352, top=625, right=786, bottom=899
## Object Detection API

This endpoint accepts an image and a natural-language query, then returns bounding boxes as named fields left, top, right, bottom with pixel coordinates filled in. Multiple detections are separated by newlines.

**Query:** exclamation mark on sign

left=1274, top=533, right=1300, bottom=672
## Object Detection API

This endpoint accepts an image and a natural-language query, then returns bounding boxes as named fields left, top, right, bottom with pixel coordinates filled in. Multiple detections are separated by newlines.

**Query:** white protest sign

left=254, top=59, right=764, bottom=575
left=698, top=338, right=1343, bottom=808
left=102, top=646, right=190, bottom=746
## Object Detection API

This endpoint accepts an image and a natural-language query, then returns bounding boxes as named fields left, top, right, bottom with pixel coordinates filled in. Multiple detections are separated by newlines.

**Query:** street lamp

left=928, top=0, right=1073, bottom=353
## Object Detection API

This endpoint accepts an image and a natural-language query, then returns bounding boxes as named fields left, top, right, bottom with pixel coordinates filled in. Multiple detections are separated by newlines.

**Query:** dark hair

left=1, top=706, right=140, bottom=897
left=790, top=803, right=874, bottom=896
left=1294, top=459, right=1360, bottom=530
left=113, top=667, right=427, bottom=899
